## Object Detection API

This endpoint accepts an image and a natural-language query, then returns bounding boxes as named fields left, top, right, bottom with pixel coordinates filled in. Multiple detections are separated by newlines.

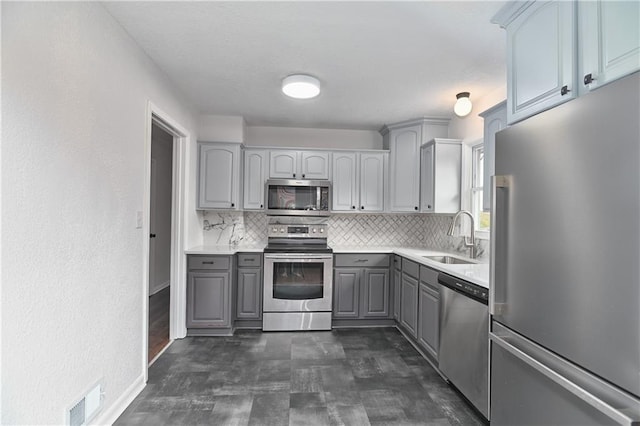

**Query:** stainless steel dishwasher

left=438, top=272, right=489, bottom=420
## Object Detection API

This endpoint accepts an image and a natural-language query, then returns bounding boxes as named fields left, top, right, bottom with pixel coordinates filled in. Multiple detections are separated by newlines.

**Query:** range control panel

left=267, top=223, right=327, bottom=239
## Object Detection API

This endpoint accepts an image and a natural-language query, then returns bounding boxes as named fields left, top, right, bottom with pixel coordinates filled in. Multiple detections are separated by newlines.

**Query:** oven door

left=263, top=253, right=333, bottom=312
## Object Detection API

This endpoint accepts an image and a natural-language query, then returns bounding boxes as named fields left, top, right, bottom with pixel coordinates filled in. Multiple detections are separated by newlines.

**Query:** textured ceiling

left=103, top=1, right=506, bottom=130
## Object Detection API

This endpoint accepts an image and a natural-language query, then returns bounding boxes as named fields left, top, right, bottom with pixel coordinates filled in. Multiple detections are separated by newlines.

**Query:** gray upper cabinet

left=332, top=151, right=386, bottom=212
left=420, top=139, right=462, bottom=214
left=197, top=142, right=242, bottom=209
left=578, top=0, right=640, bottom=95
left=493, top=1, right=577, bottom=124
left=269, top=150, right=330, bottom=179
left=381, top=118, right=449, bottom=212
left=243, top=149, right=268, bottom=210
left=479, top=102, right=507, bottom=211
left=494, top=0, right=639, bottom=124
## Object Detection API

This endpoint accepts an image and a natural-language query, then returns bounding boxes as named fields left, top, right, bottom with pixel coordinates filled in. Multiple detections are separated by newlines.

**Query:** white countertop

left=185, top=244, right=489, bottom=288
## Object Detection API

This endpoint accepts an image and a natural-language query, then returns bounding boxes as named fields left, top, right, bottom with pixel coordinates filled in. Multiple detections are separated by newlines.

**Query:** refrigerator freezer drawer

left=490, top=322, right=640, bottom=425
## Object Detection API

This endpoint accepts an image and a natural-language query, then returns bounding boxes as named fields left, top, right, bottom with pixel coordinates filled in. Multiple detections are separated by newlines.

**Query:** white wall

left=2, top=2, right=198, bottom=424
left=198, top=115, right=246, bottom=142
left=246, top=125, right=383, bottom=149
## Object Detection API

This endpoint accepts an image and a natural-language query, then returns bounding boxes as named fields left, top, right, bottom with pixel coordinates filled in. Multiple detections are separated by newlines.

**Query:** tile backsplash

left=203, top=211, right=488, bottom=259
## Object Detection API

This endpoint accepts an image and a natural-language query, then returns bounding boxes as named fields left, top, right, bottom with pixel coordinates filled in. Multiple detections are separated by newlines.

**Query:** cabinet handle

left=356, top=259, right=369, bottom=262
left=150, top=233, right=156, bottom=238
left=583, top=73, right=596, bottom=85
left=293, top=173, right=296, bottom=178
left=361, top=206, right=364, bottom=210
left=203, top=261, right=215, bottom=265
left=560, top=85, right=570, bottom=96
left=302, top=174, right=305, bottom=178
left=352, top=206, right=356, bottom=209
left=231, top=203, right=235, bottom=207
left=427, top=205, right=432, bottom=209
left=260, top=204, right=263, bottom=208
left=414, top=206, right=419, bottom=211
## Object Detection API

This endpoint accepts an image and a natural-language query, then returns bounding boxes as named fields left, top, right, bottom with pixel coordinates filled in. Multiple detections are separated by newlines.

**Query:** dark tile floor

left=115, top=328, right=485, bottom=426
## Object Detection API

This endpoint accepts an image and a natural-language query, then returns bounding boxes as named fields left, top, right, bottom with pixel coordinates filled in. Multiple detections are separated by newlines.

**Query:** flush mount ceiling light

left=282, top=74, right=321, bottom=99
left=454, top=92, right=473, bottom=117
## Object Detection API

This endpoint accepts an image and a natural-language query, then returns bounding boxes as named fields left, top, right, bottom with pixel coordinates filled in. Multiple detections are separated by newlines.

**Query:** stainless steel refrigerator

left=490, top=72, right=640, bottom=425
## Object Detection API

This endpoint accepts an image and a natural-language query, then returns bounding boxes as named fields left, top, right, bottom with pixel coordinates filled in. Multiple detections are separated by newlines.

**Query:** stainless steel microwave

left=265, top=179, right=331, bottom=216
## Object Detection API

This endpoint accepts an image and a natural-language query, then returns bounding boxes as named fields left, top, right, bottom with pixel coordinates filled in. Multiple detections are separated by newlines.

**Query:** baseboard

left=90, top=373, right=145, bottom=426
left=149, top=280, right=170, bottom=296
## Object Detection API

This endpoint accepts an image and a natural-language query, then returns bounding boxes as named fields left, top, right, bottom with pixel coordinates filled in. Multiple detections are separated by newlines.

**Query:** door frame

left=142, top=101, right=190, bottom=378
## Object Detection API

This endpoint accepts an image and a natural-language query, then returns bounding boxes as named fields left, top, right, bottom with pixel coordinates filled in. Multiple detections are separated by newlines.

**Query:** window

left=471, top=143, right=490, bottom=235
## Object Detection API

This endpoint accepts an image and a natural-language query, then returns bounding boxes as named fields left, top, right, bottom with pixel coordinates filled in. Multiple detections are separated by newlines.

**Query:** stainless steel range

left=262, top=217, right=333, bottom=331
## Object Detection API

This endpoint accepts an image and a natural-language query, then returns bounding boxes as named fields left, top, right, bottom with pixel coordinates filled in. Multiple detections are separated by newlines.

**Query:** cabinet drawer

left=335, top=253, right=390, bottom=268
left=188, top=255, right=231, bottom=270
left=402, top=258, right=419, bottom=279
left=420, top=265, right=439, bottom=290
left=237, top=253, right=262, bottom=267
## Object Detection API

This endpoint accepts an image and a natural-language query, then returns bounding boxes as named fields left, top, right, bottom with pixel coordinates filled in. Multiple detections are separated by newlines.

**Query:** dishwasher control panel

left=438, top=273, right=488, bottom=304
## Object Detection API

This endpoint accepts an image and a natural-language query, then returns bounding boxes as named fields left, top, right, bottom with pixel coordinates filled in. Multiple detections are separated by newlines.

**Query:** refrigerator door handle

left=490, top=331, right=640, bottom=425
left=490, top=175, right=510, bottom=316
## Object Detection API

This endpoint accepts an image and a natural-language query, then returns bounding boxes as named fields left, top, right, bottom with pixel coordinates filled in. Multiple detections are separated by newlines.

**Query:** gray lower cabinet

left=400, top=258, right=419, bottom=338
left=235, top=253, right=263, bottom=322
left=418, top=265, right=440, bottom=360
left=393, top=256, right=401, bottom=321
left=333, top=254, right=391, bottom=320
left=187, top=255, right=233, bottom=331
left=333, top=268, right=360, bottom=318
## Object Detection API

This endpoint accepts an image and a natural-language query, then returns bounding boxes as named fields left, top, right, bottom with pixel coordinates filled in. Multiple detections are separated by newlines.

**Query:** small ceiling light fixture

left=454, top=92, right=473, bottom=117
left=282, top=74, right=321, bottom=99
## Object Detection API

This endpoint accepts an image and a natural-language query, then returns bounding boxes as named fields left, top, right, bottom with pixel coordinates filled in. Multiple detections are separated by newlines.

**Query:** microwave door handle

left=317, top=186, right=321, bottom=210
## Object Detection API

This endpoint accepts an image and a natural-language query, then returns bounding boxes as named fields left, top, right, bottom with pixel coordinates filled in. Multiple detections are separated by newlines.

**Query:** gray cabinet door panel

left=187, top=271, right=230, bottom=328
left=419, top=266, right=439, bottom=291
left=333, top=269, right=360, bottom=318
left=237, top=268, right=262, bottom=320
left=400, top=273, right=418, bottom=338
left=363, top=269, right=389, bottom=317
left=402, top=259, right=419, bottom=279
left=188, top=255, right=231, bottom=270
left=237, top=253, right=262, bottom=267
left=418, top=283, right=439, bottom=360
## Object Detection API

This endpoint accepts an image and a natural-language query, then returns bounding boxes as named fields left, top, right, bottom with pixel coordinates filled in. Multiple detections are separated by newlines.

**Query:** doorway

left=148, top=123, right=174, bottom=363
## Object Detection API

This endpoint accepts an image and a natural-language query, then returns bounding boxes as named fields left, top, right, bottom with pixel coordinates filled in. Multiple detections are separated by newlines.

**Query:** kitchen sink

left=423, top=255, right=476, bottom=265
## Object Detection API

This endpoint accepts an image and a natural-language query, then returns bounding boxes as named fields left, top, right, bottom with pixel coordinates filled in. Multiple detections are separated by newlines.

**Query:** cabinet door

left=243, top=150, right=268, bottom=210
left=432, top=141, right=462, bottom=214
left=388, top=126, right=421, bottom=212
left=506, top=1, right=577, bottom=124
left=400, top=273, right=419, bottom=338
left=269, top=151, right=298, bottom=179
left=187, top=271, right=230, bottom=328
left=418, top=283, right=439, bottom=360
left=301, top=151, right=330, bottom=179
left=480, top=102, right=507, bottom=211
left=332, top=152, right=358, bottom=212
left=359, top=153, right=385, bottom=212
left=579, top=0, right=640, bottom=95
left=198, top=143, right=240, bottom=209
left=420, top=143, right=435, bottom=212
left=362, top=269, right=390, bottom=317
left=393, top=268, right=401, bottom=322
left=333, top=268, right=360, bottom=318
left=236, top=267, right=262, bottom=320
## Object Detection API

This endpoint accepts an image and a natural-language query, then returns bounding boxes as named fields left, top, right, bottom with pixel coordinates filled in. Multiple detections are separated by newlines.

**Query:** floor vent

left=67, top=382, right=103, bottom=426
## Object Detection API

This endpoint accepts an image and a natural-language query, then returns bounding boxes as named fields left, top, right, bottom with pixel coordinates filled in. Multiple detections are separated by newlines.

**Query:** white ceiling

left=103, top=1, right=507, bottom=130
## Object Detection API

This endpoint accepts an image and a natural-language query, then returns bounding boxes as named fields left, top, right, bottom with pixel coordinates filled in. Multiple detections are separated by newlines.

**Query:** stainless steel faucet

left=447, top=210, right=476, bottom=258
